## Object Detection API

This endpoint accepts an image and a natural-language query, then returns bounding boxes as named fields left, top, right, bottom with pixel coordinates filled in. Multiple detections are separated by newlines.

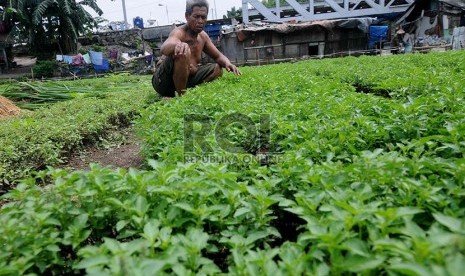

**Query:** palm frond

left=78, top=0, right=102, bottom=16
left=57, top=0, right=71, bottom=16
left=62, top=15, right=77, bottom=39
left=32, top=0, right=56, bottom=25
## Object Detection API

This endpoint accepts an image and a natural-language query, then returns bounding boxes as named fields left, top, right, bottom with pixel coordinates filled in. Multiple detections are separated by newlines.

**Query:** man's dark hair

left=186, top=0, right=209, bottom=15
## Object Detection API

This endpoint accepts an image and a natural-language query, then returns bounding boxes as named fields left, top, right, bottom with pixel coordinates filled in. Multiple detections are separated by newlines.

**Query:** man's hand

left=225, top=63, right=241, bottom=76
left=174, top=42, right=190, bottom=56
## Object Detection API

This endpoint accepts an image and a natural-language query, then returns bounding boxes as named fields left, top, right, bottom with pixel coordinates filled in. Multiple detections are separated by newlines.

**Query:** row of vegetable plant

left=1, top=51, right=464, bottom=274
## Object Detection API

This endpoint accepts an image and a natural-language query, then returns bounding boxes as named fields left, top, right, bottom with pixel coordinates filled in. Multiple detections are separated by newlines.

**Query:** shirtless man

left=152, top=0, right=241, bottom=97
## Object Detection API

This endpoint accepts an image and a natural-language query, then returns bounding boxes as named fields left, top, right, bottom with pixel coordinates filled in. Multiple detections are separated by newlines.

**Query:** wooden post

left=256, top=48, right=260, bottom=66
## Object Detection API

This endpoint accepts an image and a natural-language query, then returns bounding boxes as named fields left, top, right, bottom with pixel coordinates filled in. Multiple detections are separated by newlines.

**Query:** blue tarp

left=93, top=58, right=109, bottom=73
left=369, top=26, right=389, bottom=49
left=90, top=51, right=103, bottom=65
left=133, top=17, right=144, bottom=29
left=205, top=23, right=222, bottom=40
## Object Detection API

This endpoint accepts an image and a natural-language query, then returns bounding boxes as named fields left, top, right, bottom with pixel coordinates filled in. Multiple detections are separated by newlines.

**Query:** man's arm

left=160, top=29, right=190, bottom=57
left=202, top=33, right=241, bottom=75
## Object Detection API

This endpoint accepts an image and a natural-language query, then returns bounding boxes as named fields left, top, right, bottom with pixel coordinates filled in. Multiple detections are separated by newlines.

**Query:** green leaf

left=389, top=263, right=432, bottom=276
left=45, top=217, right=61, bottom=227
left=345, top=256, right=386, bottom=272
left=396, top=207, right=423, bottom=217
left=148, top=159, right=164, bottom=170
left=433, top=213, right=463, bottom=233
left=342, top=238, right=370, bottom=257
left=103, top=238, right=121, bottom=254
left=106, top=197, right=124, bottom=208
left=73, top=213, right=89, bottom=229
left=45, top=245, right=61, bottom=252
left=316, top=262, right=330, bottom=276
left=446, top=254, right=465, bottom=276
left=74, top=255, right=109, bottom=269
left=143, top=220, right=160, bottom=243
left=116, top=220, right=128, bottom=232
left=134, top=196, right=150, bottom=216
left=246, top=186, right=260, bottom=197
left=234, top=207, right=250, bottom=217
left=174, top=202, right=195, bottom=213
left=245, top=231, right=269, bottom=245
left=141, top=260, right=170, bottom=274
left=188, top=228, right=209, bottom=250
left=400, top=219, right=425, bottom=238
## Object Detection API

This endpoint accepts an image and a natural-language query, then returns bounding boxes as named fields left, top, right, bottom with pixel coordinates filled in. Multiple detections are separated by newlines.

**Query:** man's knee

left=173, top=48, right=191, bottom=67
left=203, top=64, right=223, bottom=83
left=213, top=64, right=223, bottom=78
left=173, top=54, right=190, bottom=67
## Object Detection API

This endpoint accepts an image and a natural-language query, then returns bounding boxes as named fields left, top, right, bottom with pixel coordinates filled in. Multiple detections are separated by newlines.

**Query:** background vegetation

left=0, top=0, right=103, bottom=57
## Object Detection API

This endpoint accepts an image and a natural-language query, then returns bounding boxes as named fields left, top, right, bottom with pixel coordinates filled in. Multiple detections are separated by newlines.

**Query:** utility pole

left=165, top=4, right=170, bottom=24
left=158, top=3, right=170, bottom=24
left=213, top=0, right=218, bottom=19
left=122, top=0, right=128, bottom=29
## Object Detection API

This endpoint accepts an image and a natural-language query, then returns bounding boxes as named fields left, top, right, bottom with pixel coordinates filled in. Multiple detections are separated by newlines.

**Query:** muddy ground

left=59, top=128, right=145, bottom=171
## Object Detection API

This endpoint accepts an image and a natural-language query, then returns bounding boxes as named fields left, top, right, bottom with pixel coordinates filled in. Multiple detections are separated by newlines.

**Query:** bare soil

left=59, top=128, right=145, bottom=171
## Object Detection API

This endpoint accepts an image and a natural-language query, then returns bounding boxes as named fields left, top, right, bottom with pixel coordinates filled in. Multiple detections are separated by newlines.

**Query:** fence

left=452, top=27, right=465, bottom=50
left=241, top=41, right=454, bottom=65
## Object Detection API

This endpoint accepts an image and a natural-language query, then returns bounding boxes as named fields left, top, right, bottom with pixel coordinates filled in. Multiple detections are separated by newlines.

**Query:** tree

left=1, top=1, right=18, bottom=63
left=223, top=6, right=242, bottom=19
left=1, top=0, right=104, bottom=56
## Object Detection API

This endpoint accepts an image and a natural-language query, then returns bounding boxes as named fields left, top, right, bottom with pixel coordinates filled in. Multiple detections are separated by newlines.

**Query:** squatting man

left=152, top=0, right=241, bottom=98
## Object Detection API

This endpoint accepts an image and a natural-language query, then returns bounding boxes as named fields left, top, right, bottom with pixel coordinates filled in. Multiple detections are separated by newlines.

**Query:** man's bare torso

left=174, top=25, right=207, bottom=75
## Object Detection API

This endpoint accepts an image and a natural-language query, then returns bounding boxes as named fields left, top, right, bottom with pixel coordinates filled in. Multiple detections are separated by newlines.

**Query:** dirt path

left=0, top=56, right=36, bottom=79
left=60, top=128, right=144, bottom=171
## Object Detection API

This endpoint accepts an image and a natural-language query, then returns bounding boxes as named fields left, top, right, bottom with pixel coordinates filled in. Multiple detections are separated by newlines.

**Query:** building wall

left=221, top=27, right=368, bottom=65
left=326, top=29, right=367, bottom=56
left=79, top=29, right=143, bottom=49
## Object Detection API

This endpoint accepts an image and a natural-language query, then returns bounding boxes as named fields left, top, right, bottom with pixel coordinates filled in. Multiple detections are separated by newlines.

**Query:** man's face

left=185, top=6, right=208, bottom=34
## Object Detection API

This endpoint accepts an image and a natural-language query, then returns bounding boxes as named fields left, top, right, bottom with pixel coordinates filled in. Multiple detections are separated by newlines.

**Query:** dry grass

left=0, top=95, right=21, bottom=119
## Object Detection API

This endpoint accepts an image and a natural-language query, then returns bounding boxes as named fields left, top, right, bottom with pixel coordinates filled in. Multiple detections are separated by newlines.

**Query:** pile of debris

left=0, top=96, right=21, bottom=119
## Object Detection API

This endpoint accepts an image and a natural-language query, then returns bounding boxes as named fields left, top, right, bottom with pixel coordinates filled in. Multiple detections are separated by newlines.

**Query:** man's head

left=185, top=0, right=209, bottom=34
left=186, top=0, right=209, bottom=15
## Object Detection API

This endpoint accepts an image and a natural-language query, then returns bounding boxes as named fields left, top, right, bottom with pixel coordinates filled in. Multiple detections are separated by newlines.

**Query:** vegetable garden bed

left=0, top=74, right=154, bottom=188
left=1, top=51, right=465, bottom=275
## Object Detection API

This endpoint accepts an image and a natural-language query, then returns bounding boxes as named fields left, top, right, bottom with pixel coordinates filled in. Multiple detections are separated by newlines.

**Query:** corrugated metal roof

left=440, top=0, right=465, bottom=9
left=234, top=17, right=374, bottom=34
left=142, top=25, right=176, bottom=41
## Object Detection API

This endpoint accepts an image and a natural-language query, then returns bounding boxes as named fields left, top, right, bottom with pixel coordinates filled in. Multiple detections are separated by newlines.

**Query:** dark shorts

left=152, top=56, right=217, bottom=97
